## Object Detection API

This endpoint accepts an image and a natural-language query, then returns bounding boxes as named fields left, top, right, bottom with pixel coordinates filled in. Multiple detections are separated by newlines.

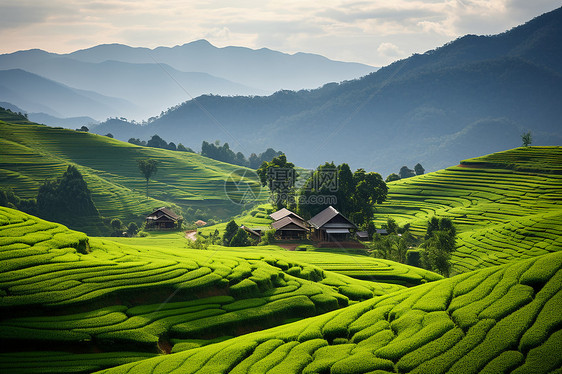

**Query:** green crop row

left=93, top=251, right=562, bottom=374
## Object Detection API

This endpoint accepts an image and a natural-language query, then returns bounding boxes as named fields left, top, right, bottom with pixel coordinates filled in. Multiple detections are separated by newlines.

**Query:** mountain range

left=91, top=7, right=562, bottom=177
left=0, top=41, right=376, bottom=121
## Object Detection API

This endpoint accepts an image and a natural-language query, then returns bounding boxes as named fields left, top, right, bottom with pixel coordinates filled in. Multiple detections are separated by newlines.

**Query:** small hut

left=145, top=207, right=182, bottom=230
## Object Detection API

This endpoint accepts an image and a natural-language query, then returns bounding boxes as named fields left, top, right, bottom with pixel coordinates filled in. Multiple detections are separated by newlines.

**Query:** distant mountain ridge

left=0, top=41, right=376, bottom=120
left=0, top=69, right=137, bottom=119
left=92, top=7, right=562, bottom=177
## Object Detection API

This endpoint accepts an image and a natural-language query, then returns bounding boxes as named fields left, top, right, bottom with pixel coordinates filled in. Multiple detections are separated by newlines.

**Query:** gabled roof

left=269, top=208, right=304, bottom=222
left=147, top=207, right=181, bottom=221
left=271, top=216, right=309, bottom=231
left=308, top=206, right=356, bottom=230
left=241, top=225, right=261, bottom=237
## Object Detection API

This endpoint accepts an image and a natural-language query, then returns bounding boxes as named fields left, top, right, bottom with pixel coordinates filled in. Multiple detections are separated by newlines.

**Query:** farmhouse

left=145, top=207, right=182, bottom=230
left=308, top=206, right=357, bottom=242
left=269, top=208, right=310, bottom=240
left=271, top=216, right=309, bottom=239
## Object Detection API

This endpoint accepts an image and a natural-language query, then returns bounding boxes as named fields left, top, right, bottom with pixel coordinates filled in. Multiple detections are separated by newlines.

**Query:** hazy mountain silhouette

left=93, top=7, right=562, bottom=177
left=0, top=69, right=137, bottom=119
left=0, top=41, right=376, bottom=120
left=67, top=40, right=377, bottom=92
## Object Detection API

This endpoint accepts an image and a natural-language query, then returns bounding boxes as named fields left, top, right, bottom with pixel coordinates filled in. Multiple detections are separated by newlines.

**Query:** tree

left=385, top=173, right=401, bottom=182
left=105, top=133, right=114, bottom=138
left=147, top=134, right=168, bottom=149
left=414, top=163, right=425, bottom=175
left=350, top=169, right=387, bottom=226
left=421, top=218, right=456, bottom=277
left=111, top=218, right=122, bottom=233
left=223, top=220, right=239, bottom=246
left=77, top=126, right=89, bottom=132
left=127, top=222, right=138, bottom=236
left=399, top=166, right=415, bottom=179
left=137, top=159, right=158, bottom=197
left=521, top=131, right=532, bottom=147
left=177, top=143, right=193, bottom=152
left=257, top=154, right=295, bottom=209
left=229, top=228, right=250, bottom=247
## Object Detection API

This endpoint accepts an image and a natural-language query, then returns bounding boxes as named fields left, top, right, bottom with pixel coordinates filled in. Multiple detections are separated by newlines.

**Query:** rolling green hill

left=373, top=146, right=562, bottom=273
left=84, top=250, right=562, bottom=374
left=0, top=112, right=268, bottom=234
left=0, top=207, right=429, bottom=373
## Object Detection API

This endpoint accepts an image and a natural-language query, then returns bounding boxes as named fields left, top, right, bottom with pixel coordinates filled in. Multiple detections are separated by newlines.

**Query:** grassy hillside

left=0, top=114, right=268, bottom=234
left=373, top=147, right=562, bottom=273
left=88, top=250, right=562, bottom=374
left=0, top=207, right=422, bottom=373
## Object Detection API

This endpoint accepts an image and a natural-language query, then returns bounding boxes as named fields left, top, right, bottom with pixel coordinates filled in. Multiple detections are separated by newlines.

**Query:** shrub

left=330, top=351, right=394, bottom=374
left=230, top=339, right=285, bottom=374
left=302, top=344, right=355, bottom=374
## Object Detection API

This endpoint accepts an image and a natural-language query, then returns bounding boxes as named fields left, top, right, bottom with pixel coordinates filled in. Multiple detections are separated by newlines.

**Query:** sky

left=0, top=0, right=560, bottom=66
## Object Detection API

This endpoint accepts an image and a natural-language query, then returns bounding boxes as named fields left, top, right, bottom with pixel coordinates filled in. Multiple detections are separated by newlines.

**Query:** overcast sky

left=0, top=0, right=560, bottom=66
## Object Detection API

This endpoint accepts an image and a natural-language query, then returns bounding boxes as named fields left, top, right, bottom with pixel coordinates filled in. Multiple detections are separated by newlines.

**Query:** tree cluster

left=222, top=220, right=252, bottom=247
left=386, top=163, right=425, bottom=182
left=421, top=217, right=456, bottom=277
left=297, top=162, right=387, bottom=227
left=129, top=135, right=193, bottom=153
left=370, top=218, right=415, bottom=264
left=36, top=165, right=100, bottom=222
left=202, top=141, right=283, bottom=169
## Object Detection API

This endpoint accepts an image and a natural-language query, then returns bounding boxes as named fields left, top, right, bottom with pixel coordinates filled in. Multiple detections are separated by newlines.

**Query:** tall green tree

left=229, top=228, right=250, bottom=247
left=223, top=220, right=239, bottom=246
left=257, top=154, right=295, bottom=209
left=414, top=163, right=425, bottom=175
left=137, top=159, right=159, bottom=198
left=350, top=169, right=387, bottom=226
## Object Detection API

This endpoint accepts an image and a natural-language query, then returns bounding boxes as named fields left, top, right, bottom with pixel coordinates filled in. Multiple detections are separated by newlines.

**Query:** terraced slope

left=373, top=146, right=562, bottom=272
left=92, top=250, right=562, bottom=374
left=0, top=117, right=268, bottom=233
left=0, top=207, right=417, bottom=373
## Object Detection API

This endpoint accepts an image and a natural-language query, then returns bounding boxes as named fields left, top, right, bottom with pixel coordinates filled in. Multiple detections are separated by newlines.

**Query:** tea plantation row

left=374, top=147, right=562, bottom=272
left=92, top=250, right=562, bottom=374
left=0, top=207, right=441, bottom=372
left=0, top=119, right=268, bottom=233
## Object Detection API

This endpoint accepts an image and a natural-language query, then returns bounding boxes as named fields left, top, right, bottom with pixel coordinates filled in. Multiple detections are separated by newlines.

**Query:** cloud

left=377, top=42, right=404, bottom=58
left=0, top=0, right=559, bottom=66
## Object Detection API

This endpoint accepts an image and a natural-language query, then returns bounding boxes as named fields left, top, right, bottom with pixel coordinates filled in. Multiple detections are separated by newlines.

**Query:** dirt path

left=185, top=230, right=197, bottom=241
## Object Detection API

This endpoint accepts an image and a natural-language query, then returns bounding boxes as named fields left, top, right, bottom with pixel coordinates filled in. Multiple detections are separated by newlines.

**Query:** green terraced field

left=89, top=250, right=562, bottom=374
left=0, top=117, right=268, bottom=234
left=373, top=147, right=562, bottom=273
left=0, top=207, right=420, bottom=373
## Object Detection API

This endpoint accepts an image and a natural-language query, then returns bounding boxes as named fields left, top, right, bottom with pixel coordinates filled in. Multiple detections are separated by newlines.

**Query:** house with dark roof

left=269, top=208, right=305, bottom=222
left=269, top=208, right=309, bottom=240
left=308, top=206, right=357, bottom=242
left=145, top=207, right=182, bottom=230
left=271, top=216, right=309, bottom=240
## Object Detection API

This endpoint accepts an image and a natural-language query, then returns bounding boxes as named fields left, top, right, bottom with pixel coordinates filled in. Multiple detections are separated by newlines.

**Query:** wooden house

left=269, top=208, right=309, bottom=240
left=308, top=206, right=357, bottom=242
left=271, top=216, right=309, bottom=240
left=145, top=207, right=182, bottom=230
